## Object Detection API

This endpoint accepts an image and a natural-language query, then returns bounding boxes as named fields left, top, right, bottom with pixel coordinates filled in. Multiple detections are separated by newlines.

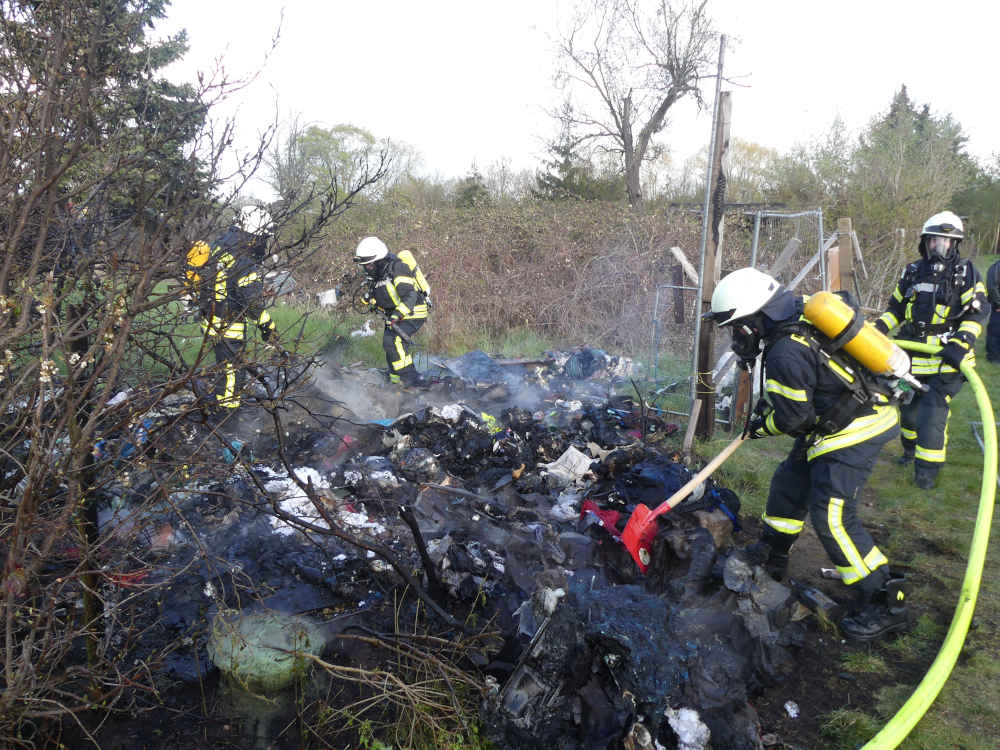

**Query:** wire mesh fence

left=646, top=209, right=827, bottom=426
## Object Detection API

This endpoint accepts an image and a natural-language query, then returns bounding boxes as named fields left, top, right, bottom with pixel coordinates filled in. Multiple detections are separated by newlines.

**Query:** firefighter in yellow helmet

left=354, top=236, right=431, bottom=385
left=186, top=205, right=277, bottom=414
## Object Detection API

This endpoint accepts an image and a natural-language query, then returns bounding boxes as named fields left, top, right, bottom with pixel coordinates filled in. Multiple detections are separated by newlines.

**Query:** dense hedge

left=295, top=198, right=768, bottom=361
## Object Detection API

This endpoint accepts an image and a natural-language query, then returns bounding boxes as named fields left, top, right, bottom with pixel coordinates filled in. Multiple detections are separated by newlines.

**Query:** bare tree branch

left=553, top=0, right=718, bottom=205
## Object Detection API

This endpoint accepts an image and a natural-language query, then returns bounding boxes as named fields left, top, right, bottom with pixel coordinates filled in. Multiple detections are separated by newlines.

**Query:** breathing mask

left=730, top=317, right=764, bottom=368
left=925, top=235, right=954, bottom=260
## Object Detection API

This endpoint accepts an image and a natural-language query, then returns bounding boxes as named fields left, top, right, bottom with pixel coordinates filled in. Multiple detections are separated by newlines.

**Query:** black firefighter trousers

left=763, top=429, right=896, bottom=595
left=900, top=372, right=964, bottom=472
left=986, top=306, right=1000, bottom=362
left=382, top=318, right=425, bottom=384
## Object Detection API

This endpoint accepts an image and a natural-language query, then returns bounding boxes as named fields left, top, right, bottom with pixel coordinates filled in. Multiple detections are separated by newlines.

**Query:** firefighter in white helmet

left=707, top=267, right=906, bottom=641
left=354, top=236, right=431, bottom=386
left=874, top=211, right=988, bottom=489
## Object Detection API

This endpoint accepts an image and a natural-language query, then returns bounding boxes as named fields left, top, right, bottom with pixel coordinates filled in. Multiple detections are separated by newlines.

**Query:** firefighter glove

left=939, top=340, right=969, bottom=370
left=745, top=400, right=773, bottom=439
left=388, top=311, right=403, bottom=323
left=746, top=415, right=768, bottom=439
left=873, top=318, right=889, bottom=335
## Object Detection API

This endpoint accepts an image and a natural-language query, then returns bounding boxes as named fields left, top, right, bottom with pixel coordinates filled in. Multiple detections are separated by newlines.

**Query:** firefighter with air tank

left=874, top=211, right=988, bottom=489
left=707, top=267, right=920, bottom=641
left=354, top=236, right=431, bottom=387
left=185, top=205, right=278, bottom=418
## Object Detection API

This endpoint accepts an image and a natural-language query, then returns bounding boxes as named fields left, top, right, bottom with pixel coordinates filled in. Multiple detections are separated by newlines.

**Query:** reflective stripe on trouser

left=763, top=428, right=895, bottom=586
left=213, top=338, right=246, bottom=409
left=202, top=317, right=245, bottom=339
left=900, top=372, right=964, bottom=468
left=382, top=318, right=424, bottom=382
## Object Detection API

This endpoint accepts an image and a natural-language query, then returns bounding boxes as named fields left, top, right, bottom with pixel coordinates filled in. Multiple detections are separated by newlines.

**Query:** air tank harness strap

left=767, top=321, right=884, bottom=436
left=740, top=358, right=766, bottom=438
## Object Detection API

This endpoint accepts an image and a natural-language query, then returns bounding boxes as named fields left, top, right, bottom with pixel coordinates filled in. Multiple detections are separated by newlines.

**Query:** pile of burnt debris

left=70, top=348, right=822, bottom=749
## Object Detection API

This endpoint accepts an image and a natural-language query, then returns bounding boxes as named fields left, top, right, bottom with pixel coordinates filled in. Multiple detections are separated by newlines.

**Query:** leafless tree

left=554, top=0, right=719, bottom=206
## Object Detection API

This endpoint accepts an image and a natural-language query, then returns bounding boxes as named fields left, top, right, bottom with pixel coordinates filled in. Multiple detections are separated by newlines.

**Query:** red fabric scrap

left=580, top=499, right=624, bottom=539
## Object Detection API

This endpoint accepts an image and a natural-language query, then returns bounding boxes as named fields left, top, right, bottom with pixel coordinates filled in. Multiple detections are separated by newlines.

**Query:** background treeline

left=275, top=84, right=1000, bottom=360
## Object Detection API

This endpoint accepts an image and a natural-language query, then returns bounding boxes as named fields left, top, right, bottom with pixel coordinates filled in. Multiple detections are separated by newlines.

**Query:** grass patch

left=819, top=708, right=882, bottom=749
left=428, top=324, right=564, bottom=360
left=884, top=615, right=945, bottom=661
left=484, top=326, right=558, bottom=359
left=840, top=650, right=888, bottom=674
left=704, top=433, right=793, bottom=518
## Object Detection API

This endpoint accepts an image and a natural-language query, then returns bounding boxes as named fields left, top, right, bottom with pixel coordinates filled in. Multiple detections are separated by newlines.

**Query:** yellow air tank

left=803, top=290, right=910, bottom=378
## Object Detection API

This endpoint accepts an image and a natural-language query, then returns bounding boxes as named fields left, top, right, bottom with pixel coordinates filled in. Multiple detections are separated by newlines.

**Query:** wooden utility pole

left=732, top=367, right=751, bottom=433
left=695, top=90, right=732, bottom=439
left=837, top=218, right=854, bottom=295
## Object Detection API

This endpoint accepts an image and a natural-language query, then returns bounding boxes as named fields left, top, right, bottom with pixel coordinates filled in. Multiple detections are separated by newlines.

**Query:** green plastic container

left=208, top=610, right=326, bottom=692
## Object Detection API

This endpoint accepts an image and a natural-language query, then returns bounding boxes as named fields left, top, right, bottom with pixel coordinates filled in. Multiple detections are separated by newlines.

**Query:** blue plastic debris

left=222, top=439, right=251, bottom=464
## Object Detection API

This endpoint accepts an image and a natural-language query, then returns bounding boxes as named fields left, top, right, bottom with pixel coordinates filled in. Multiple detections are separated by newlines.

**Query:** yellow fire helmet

left=186, top=241, right=211, bottom=287
left=187, top=241, right=211, bottom=268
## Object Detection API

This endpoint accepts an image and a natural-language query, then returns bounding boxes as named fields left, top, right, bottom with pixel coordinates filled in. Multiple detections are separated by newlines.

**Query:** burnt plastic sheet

left=482, top=556, right=799, bottom=749
left=482, top=576, right=688, bottom=750
left=446, top=349, right=517, bottom=383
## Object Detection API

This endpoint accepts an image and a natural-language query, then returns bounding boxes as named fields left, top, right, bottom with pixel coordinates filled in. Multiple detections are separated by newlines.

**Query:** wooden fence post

left=837, top=218, right=854, bottom=294
left=695, top=91, right=731, bottom=439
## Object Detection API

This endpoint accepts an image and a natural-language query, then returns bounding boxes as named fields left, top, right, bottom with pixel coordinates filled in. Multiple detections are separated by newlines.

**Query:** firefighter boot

left=743, top=529, right=793, bottom=581
left=896, top=449, right=914, bottom=466
left=840, top=574, right=908, bottom=642
left=914, top=464, right=939, bottom=490
left=402, top=370, right=427, bottom=388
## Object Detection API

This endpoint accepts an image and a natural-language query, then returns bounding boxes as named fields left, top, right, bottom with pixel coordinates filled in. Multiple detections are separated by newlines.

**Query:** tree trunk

left=625, top=157, right=642, bottom=206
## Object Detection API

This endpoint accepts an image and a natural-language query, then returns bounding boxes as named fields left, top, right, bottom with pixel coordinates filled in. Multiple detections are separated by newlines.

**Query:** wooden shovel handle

left=650, top=436, right=746, bottom=517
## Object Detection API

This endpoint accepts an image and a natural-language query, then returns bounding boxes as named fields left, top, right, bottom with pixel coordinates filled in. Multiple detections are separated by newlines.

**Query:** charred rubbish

left=45, top=350, right=817, bottom=749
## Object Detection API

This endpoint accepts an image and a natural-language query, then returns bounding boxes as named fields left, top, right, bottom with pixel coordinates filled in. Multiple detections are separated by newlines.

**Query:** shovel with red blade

left=620, top=436, right=746, bottom=572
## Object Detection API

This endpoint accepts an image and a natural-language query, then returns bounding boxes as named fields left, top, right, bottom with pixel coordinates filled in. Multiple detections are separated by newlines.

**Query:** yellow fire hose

left=863, top=341, right=997, bottom=749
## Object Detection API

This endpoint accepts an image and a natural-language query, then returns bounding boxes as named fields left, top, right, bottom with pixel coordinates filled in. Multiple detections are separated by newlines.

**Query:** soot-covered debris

left=70, top=349, right=814, bottom=749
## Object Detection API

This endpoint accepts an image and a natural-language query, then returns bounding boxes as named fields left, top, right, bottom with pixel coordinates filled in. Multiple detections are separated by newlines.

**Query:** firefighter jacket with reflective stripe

left=877, top=257, right=988, bottom=375
left=196, top=230, right=275, bottom=340
left=753, top=320, right=897, bottom=462
left=367, top=254, right=429, bottom=321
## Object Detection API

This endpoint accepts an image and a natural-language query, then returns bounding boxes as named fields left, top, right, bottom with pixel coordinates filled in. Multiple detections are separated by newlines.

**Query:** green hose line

left=862, top=341, right=997, bottom=749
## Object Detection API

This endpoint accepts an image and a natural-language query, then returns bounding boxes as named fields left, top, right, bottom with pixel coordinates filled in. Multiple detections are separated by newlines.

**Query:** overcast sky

left=155, top=0, right=1000, bottom=199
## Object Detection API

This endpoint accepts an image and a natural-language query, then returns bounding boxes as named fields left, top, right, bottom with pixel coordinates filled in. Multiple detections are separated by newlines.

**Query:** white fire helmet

left=354, top=236, right=389, bottom=264
left=239, top=204, right=273, bottom=235
left=921, top=211, right=963, bottom=239
left=921, top=211, right=963, bottom=259
left=708, top=267, right=781, bottom=326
